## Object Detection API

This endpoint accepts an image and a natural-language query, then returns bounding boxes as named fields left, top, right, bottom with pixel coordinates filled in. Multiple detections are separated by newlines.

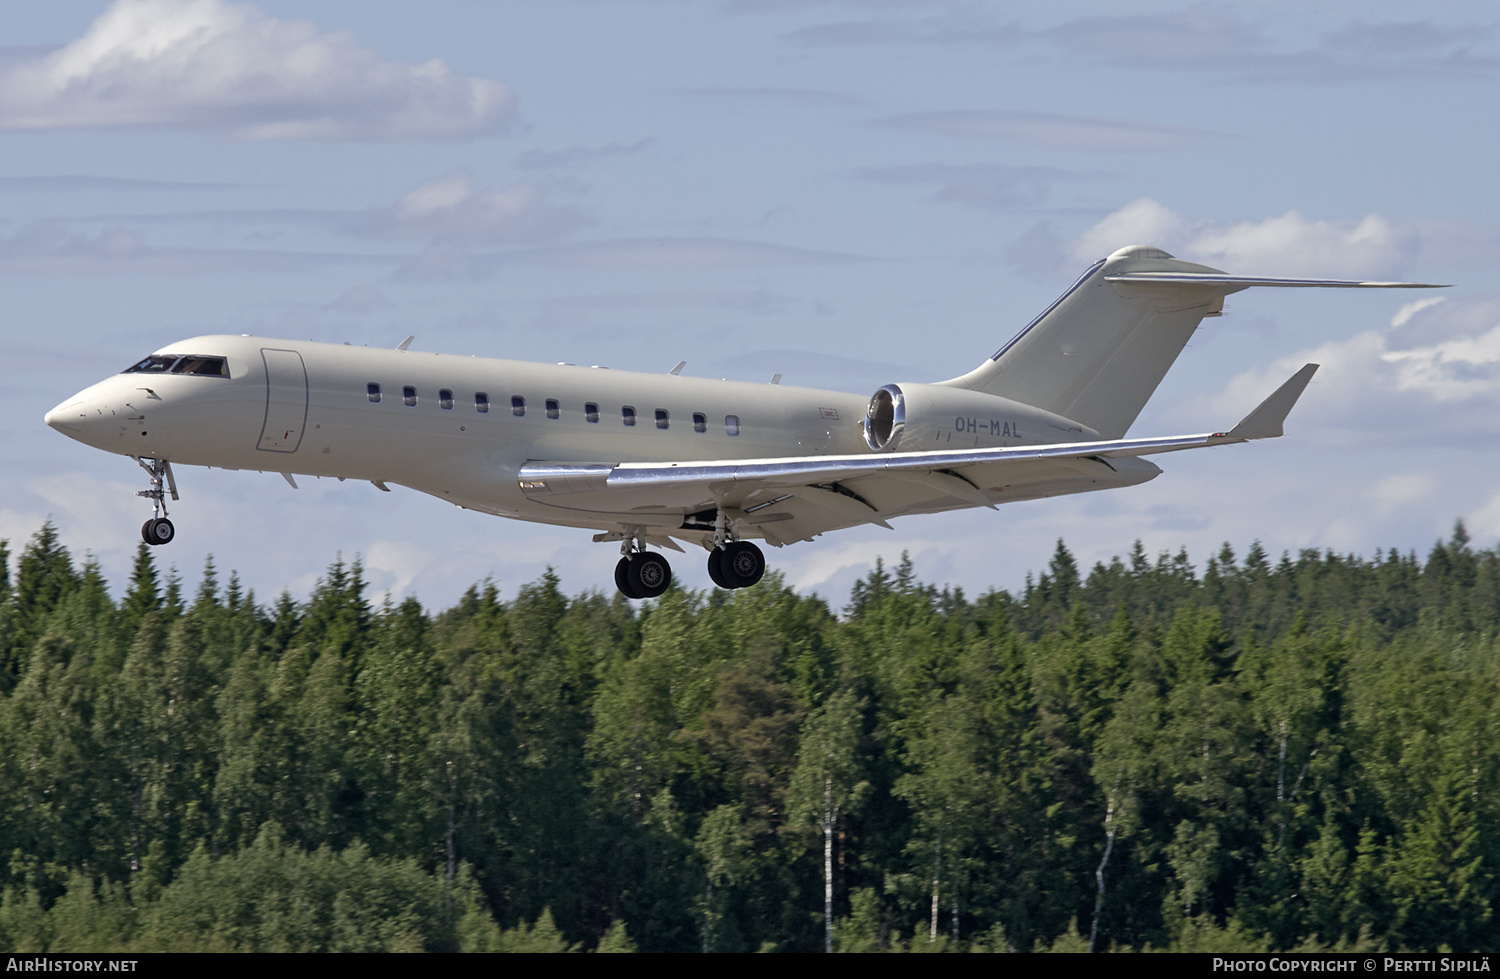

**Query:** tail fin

left=940, top=246, right=1233, bottom=438
left=939, top=245, right=1442, bottom=439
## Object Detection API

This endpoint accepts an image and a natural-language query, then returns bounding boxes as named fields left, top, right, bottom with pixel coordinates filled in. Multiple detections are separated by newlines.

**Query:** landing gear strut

left=614, top=531, right=672, bottom=600
left=134, top=456, right=178, bottom=546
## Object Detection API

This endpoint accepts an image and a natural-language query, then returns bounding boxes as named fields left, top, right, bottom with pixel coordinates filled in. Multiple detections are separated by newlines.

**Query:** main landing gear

left=708, top=540, right=765, bottom=590
left=616, top=549, right=672, bottom=600
left=704, top=507, right=764, bottom=591
left=609, top=514, right=767, bottom=600
left=134, top=456, right=179, bottom=546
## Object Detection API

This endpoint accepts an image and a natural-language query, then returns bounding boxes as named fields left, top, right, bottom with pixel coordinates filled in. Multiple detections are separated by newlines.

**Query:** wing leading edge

left=517, top=364, right=1319, bottom=546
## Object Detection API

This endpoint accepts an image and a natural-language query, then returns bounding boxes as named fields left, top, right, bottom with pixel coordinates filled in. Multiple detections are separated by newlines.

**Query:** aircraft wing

left=518, top=364, right=1318, bottom=546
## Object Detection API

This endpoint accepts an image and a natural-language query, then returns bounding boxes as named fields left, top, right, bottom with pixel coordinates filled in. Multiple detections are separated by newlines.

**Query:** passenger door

left=258, top=348, right=308, bottom=453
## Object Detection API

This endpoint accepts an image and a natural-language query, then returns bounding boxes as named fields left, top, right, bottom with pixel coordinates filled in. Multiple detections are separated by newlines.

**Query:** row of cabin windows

left=366, top=383, right=739, bottom=435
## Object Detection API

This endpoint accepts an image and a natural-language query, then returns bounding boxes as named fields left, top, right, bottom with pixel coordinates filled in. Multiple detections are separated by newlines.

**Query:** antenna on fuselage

left=396, top=336, right=415, bottom=352
left=669, top=361, right=686, bottom=375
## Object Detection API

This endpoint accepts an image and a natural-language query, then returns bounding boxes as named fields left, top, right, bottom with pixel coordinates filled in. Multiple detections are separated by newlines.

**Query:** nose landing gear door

left=258, top=348, right=308, bottom=453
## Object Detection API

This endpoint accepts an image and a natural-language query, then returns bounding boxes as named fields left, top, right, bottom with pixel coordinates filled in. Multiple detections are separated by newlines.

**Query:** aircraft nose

left=45, top=399, right=84, bottom=433
left=45, top=392, right=125, bottom=446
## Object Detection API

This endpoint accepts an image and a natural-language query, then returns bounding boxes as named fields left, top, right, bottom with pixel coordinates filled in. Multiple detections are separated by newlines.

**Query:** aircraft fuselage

left=47, top=334, right=1119, bottom=537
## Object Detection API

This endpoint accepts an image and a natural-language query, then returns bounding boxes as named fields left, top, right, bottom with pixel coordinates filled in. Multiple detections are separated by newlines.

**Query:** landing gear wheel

left=707, top=546, right=732, bottom=589
left=141, top=517, right=175, bottom=546
left=615, top=556, right=639, bottom=599
left=720, top=541, right=765, bottom=589
left=626, top=552, right=672, bottom=599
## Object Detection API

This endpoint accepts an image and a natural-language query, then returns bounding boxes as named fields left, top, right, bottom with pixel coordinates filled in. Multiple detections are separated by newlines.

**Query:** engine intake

left=863, top=384, right=905, bottom=451
left=862, top=382, right=1097, bottom=453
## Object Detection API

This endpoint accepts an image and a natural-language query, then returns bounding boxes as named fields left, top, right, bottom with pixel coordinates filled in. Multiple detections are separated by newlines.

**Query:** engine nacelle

left=862, top=382, right=1099, bottom=452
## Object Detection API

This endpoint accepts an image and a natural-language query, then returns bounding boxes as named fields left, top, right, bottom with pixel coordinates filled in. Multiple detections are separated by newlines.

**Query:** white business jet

left=45, top=245, right=1441, bottom=599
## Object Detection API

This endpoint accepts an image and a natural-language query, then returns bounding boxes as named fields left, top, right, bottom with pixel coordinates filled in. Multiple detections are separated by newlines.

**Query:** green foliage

left=2, top=523, right=1499, bottom=951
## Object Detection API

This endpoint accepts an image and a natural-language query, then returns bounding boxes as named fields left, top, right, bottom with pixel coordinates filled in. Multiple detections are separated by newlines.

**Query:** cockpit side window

left=171, top=356, right=230, bottom=377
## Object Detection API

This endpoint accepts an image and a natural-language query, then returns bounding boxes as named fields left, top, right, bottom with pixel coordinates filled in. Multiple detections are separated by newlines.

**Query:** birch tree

left=789, top=690, right=868, bottom=952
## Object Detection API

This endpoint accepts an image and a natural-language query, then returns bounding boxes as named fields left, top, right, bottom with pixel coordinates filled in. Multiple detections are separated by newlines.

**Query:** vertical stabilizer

left=940, top=246, right=1238, bottom=439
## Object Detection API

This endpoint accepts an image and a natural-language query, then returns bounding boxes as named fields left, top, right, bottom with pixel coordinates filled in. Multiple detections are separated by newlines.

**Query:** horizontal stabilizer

left=1227, top=364, right=1319, bottom=440
left=1105, top=272, right=1448, bottom=289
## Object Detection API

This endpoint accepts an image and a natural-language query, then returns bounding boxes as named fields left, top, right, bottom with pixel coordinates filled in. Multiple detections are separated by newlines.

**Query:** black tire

left=721, top=541, right=765, bottom=589
left=707, top=546, right=731, bottom=589
left=143, top=518, right=175, bottom=546
left=627, top=552, right=672, bottom=599
left=615, top=556, right=638, bottom=599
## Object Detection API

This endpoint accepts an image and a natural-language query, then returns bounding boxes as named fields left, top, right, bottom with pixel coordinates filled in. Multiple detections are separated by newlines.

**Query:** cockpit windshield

left=123, top=355, right=230, bottom=377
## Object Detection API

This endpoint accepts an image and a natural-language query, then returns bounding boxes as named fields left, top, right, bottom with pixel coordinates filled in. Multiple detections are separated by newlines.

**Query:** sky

left=5, top=0, right=1500, bottom=610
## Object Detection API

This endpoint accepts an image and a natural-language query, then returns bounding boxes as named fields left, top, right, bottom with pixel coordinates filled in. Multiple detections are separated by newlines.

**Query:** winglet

left=1227, top=364, right=1319, bottom=440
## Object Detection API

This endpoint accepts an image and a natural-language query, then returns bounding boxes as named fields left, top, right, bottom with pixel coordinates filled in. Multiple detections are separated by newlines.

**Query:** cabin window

left=403, top=386, right=418, bottom=407
left=693, top=412, right=706, bottom=433
left=439, top=389, right=454, bottom=410
left=367, top=383, right=382, bottom=404
left=546, top=398, right=560, bottom=420
left=511, top=396, right=526, bottom=417
left=725, top=414, right=740, bottom=436
left=622, top=406, right=636, bottom=427
left=475, top=392, right=489, bottom=413
left=585, top=402, right=599, bottom=423
left=655, top=409, right=669, bottom=430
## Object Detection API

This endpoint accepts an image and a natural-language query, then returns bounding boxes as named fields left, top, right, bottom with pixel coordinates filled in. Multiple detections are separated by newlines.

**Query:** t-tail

left=939, top=245, right=1444, bottom=439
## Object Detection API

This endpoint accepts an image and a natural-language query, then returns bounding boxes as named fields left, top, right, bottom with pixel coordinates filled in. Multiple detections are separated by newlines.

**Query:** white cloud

left=1382, top=323, right=1500, bottom=402
left=782, top=536, right=909, bottom=593
left=1073, top=198, right=1189, bottom=263
left=1191, top=211, right=1412, bottom=280
left=16, top=472, right=143, bottom=569
left=1466, top=490, right=1500, bottom=543
left=505, top=237, right=862, bottom=270
left=0, top=221, right=380, bottom=276
left=1049, top=8, right=1498, bottom=82
left=363, top=171, right=591, bottom=244
left=1373, top=473, right=1435, bottom=511
left=1049, top=5, right=1265, bottom=65
left=1073, top=198, right=1416, bottom=279
left=0, top=0, right=514, bottom=140
left=1196, top=297, right=1500, bottom=442
left=1391, top=296, right=1446, bottom=329
left=878, top=109, right=1223, bottom=151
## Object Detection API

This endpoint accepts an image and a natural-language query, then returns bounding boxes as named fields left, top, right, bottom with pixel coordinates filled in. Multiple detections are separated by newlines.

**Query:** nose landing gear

left=134, top=456, right=179, bottom=546
left=142, top=517, right=175, bottom=545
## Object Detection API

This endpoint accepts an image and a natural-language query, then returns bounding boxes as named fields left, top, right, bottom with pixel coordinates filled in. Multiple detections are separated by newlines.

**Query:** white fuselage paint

left=45, top=334, right=1153, bottom=541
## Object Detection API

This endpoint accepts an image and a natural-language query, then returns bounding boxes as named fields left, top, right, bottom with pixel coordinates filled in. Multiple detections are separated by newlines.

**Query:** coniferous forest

left=0, top=520, right=1496, bottom=953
